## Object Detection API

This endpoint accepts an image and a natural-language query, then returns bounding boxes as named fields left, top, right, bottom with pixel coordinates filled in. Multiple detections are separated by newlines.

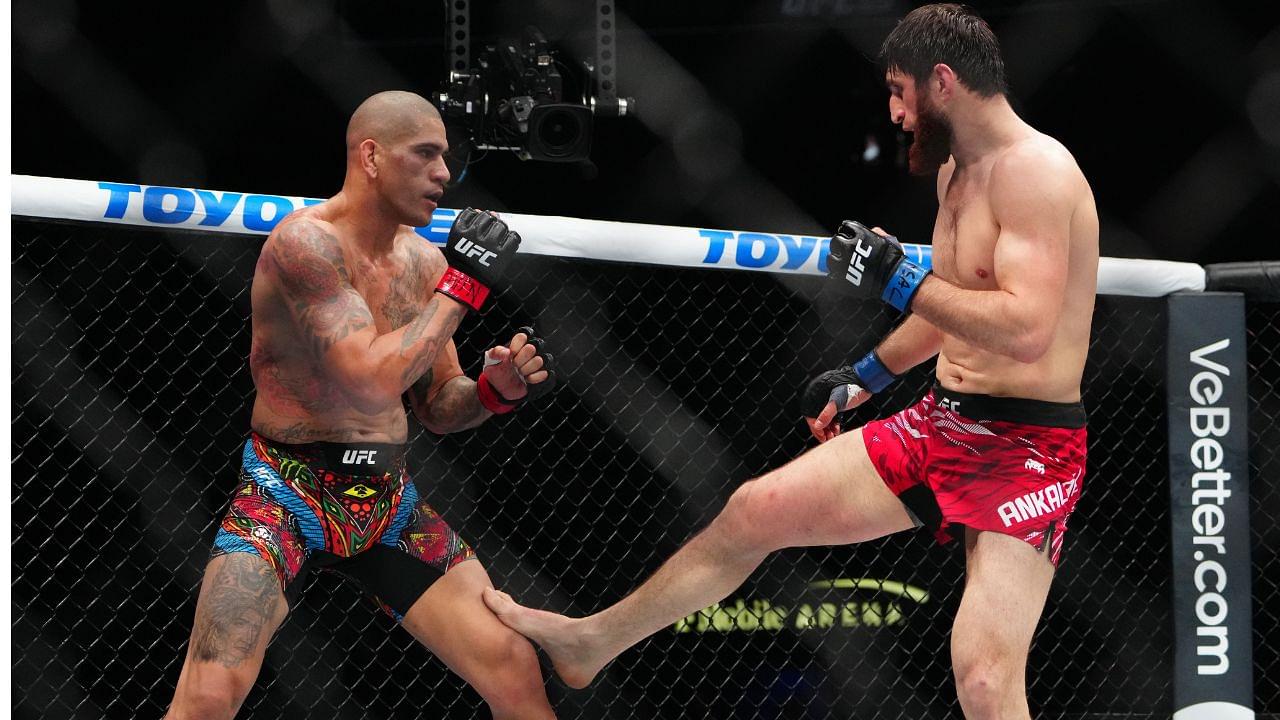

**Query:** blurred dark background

left=12, top=0, right=1280, bottom=264
left=11, top=2, right=1280, bottom=719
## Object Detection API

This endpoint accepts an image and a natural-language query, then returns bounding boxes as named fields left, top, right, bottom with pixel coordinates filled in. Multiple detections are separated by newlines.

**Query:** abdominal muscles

left=936, top=336, right=1086, bottom=403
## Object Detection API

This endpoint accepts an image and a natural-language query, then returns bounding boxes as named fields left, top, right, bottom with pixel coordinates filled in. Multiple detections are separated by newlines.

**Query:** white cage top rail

left=12, top=174, right=1205, bottom=297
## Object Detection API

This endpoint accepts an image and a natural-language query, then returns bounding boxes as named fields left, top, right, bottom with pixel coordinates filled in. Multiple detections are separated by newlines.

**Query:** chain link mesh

left=10, top=219, right=1271, bottom=719
left=1249, top=303, right=1280, bottom=718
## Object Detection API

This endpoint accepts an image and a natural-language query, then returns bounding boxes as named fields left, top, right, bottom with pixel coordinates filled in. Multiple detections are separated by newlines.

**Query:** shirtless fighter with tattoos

left=164, top=91, right=558, bottom=719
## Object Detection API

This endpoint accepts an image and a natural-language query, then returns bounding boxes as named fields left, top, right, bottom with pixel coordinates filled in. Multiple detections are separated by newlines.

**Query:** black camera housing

left=438, top=26, right=593, bottom=163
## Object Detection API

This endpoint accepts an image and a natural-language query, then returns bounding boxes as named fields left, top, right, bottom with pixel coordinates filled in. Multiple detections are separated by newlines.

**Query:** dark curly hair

left=880, top=4, right=1008, bottom=98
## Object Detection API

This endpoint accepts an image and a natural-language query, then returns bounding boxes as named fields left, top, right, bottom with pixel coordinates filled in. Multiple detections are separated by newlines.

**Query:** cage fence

left=10, top=218, right=1277, bottom=719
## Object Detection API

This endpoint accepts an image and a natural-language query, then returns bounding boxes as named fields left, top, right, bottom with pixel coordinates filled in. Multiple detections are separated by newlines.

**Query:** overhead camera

left=436, top=15, right=633, bottom=165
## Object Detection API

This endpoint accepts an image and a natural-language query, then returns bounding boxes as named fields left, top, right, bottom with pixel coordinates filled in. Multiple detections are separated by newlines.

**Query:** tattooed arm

left=267, top=218, right=466, bottom=414
left=403, top=339, right=492, bottom=433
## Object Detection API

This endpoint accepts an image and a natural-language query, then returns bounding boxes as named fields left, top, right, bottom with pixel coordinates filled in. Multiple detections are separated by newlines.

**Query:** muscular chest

left=931, top=170, right=1000, bottom=289
left=349, top=252, right=436, bottom=333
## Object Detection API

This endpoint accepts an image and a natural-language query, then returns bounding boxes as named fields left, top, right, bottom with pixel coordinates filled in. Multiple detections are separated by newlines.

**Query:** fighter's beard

left=908, top=105, right=953, bottom=176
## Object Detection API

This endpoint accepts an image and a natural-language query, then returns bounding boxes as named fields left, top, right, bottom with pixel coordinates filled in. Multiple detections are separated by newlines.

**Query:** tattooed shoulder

left=267, top=219, right=373, bottom=357
left=269, top=220, right=350, bottom=300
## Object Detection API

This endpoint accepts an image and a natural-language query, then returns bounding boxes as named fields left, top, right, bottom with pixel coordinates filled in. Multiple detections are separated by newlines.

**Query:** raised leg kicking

left=487, top=6, right=1099, bottom=718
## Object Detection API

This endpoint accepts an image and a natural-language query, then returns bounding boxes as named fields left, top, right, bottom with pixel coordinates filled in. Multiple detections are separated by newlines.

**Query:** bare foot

left=482, top=588, right=610, bottom=689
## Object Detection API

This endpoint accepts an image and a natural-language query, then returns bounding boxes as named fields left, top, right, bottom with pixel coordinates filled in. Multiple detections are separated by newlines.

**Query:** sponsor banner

left=9, top=176, right=887, bottom=275
left=1166, top=292, right=1253, bottom=718
left=672, top=577, right=928, bottom=634
left=12, top=174, right=1205, bottom=294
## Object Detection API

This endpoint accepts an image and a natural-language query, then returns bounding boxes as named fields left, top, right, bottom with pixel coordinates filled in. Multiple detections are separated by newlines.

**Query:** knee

left=953, top=655, right=1017, bottom=719
left=469, top=631, right=546, bottom=712
left=718, top=478, right=780, bottom=554
left=167, top=677, right=252, bottom=720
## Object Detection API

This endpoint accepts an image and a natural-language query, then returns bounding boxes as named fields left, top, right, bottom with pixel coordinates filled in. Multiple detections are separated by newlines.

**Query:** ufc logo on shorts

left=342, top=449, right=378, bottom=465
left=844, top=239, right=874, bottom=287
left=252, top=466, right=280, bottom=488
left=454, top=237, right=498, bottom=267
left=938, top=397, right=961, bottom=414
left=1025, top=459, right=1046, bottom=475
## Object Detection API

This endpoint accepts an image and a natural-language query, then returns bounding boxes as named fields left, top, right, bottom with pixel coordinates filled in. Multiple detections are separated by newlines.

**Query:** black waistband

left=253, top=431, right=407, bottom=475
left=931, top=384, right=1087, bottom=429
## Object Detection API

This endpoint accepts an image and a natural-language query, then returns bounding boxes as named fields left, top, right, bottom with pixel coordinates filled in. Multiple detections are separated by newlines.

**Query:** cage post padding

left=1166, top=292, right=1254, bottom=720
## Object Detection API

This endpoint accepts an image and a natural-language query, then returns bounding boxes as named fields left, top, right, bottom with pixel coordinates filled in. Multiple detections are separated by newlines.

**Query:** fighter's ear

left=932, top=63, right=959, bottom=98
left=358, top=138, right=380, bottom=178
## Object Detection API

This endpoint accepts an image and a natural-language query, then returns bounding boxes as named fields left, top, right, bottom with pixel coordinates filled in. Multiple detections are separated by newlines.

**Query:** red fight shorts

left=861, top=384, right=1087, bottom=566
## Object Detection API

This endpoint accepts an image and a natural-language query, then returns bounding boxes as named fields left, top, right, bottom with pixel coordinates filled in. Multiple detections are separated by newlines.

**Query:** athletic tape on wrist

left=476, top=373, right=518, bottom=414
left=435, top=268, right=490, bottom=311
left=881, top=259, right=929, bottom=313
left=853, top=350, right=896, bottom=394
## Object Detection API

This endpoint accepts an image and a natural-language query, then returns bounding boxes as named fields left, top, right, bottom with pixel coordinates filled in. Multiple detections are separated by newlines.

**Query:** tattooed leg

left=192, top=554, right=284, bottom=666
left=164, top=554, right=288, bottom=720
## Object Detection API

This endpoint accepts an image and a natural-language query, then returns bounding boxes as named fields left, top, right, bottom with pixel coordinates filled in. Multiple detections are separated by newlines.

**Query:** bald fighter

left=484, top=5, right=1097, bottom=718
left=165, top=91, right=558, bottom=719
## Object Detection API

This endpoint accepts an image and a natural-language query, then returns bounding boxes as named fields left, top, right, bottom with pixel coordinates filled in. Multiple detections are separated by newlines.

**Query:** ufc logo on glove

left=826, top=220, right=930, bottom=314
left=454, top=237, right=498, bottom=267
left=844, top=239, right=874, bottom=287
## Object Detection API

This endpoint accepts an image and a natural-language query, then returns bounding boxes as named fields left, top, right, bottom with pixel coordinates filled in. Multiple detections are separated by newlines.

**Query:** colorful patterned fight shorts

left=211, top=432, right=475, bottom=620
left=862, top=384, right=1087, bottom=566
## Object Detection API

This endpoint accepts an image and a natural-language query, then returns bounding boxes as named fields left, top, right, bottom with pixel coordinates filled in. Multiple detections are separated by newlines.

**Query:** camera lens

left=537, top=108, right=582, bottom=155
left=528, top=104, right=592, bottom=162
